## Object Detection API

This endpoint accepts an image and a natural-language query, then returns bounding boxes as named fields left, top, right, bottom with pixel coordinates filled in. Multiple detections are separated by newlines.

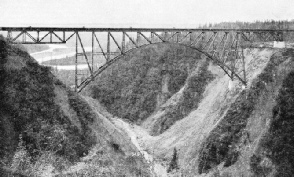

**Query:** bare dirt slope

left=84, top=47, right=294, bottom=176
left=132, top=48, right=294, bottom=176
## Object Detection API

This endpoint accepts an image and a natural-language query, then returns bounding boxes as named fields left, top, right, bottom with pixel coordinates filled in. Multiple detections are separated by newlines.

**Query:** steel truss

left=1, top=27, right=290, bottom=92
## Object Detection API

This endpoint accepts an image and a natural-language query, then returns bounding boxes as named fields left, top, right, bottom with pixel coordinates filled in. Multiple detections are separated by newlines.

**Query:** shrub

left=167, top=148, right=179, bottom=173
left=10, top=136, right=31, bottom=174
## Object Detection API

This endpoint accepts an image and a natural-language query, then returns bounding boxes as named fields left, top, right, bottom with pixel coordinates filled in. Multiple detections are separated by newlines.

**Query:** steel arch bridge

left=1, top=27, right=291, bottom=92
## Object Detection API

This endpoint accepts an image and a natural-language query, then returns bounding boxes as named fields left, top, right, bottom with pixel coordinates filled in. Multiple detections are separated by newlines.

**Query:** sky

left=1, top=0, right=294, bottom=28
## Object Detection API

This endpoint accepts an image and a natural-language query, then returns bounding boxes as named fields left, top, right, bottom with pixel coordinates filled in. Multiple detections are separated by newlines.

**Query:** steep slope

left=196, top=49, right=294, bottom=177
left=86, top=44, right=294, bottom=176
left=86, top=43, right=202, bottom=125
left=142, top=57, right=214, bottom=135
left=0, top=36, right=150, bottom=177
left=129, top=48, right=294, bottom=176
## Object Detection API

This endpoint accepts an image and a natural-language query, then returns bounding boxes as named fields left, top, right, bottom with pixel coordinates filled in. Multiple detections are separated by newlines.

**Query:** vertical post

left=233, top=33, right=240, bottom=80
left=76, top=33, right=93, bottom=76
left=164, top=32, right=168, bottom=41
left=92, top=31, right=94, bottom=73
left=75, top=32, right=78, bottom=92
left=249, top=32, right=252, bottom=41
left=251, top=32, right=255, bottom=41
left=107, top=32, right=110, bottom=61
left=7, top=31, right=12, bottom=40
left=50, top=31, right=52, bottom=43
left=272, top=32, right=277, bottom=41
left=37, top=31, right=39, bottom=43
left=22, top=31, right=26, bottom=43
left=63, top=31, right=65, bottom=42
left=170, top=32, right=174, bottom=42
left=151, top=32, right=154, bottom=43
left=280, top=32, right=284, bottom=41
left=241, top=45, right=246, bottom=85
left=220, top=32, right=228, bottom=61
left=231, top=33, right=238, bottom=80
left=136, top=32, right=140, bottom=44
left=122, top=32, right=125, bottom=53
left=189, top=32, right=193, bottom=45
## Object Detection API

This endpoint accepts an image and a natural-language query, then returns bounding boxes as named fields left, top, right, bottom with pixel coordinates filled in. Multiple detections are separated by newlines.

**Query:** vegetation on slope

left=150, top=58, right=214, bottom=135
left=197, top=49, right=287, bottom=174
left=259, top=50, right=294, bottom=176
left=0, top=36, right=152, bottom=176
left=52, top=69, right=75, bottom=86
left=0, top=36, right=96, bottom=175
left=89, top=44, right=201, bottom=123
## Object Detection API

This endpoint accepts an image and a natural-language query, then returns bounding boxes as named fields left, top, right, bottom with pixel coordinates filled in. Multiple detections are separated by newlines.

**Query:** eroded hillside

left=86, top=44, right=203, bottom=124
left=86, top=43, right=294, bottom=176
left=141, top=48, right=294, bottom=176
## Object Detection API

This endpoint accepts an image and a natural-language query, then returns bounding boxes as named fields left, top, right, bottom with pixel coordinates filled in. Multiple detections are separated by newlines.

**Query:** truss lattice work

left=1, top=27, right=290, bottom=92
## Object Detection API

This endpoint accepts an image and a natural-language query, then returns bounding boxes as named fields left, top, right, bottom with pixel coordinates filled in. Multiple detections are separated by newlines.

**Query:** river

left=30, top=44, right=93, bottom=70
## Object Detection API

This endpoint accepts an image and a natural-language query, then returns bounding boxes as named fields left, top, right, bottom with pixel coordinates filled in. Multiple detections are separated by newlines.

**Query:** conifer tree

left=167, top=148, right=179, bottom=173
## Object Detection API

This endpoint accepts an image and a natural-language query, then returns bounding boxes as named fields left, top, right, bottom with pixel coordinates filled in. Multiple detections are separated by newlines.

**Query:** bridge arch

left=3, top=27, right=280, bottom=92
left=78, top=40, right=246, bottom=92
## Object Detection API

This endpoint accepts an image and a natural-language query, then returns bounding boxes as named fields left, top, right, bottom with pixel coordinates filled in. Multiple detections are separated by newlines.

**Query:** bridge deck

left=1, top=27, right=294, bottom=32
